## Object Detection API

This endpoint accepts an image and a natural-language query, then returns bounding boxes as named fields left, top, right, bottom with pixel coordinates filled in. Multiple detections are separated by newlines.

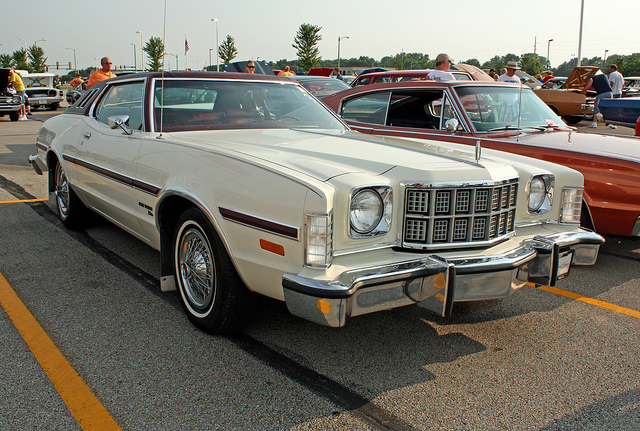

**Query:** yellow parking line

left=529, top=283, right=640, bottom=319
left=0, top=271, right=121, bottom=430
left=0, top=198, right=48, bottom=204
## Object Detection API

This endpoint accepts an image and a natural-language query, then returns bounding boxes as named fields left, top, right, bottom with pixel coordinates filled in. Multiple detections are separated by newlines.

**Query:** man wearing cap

left=427, top=54, right=455, bottom=81
left=497, top=61, right=522, bottom=84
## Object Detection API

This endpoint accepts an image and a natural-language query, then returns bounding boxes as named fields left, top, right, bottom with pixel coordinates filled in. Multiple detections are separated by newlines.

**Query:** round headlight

left=528, top=176, right=546, bottom=212
left=350, top=189, right=383, bottom=234
left=11, top=96, right=22, bottom=104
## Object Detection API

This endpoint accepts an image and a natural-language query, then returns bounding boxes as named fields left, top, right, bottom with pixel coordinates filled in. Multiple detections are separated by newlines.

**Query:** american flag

left=185, top=39, right=190, bottom=55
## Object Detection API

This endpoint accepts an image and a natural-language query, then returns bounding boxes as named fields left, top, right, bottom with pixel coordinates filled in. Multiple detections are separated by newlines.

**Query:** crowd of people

left=4, top=52, right=629, bottom=127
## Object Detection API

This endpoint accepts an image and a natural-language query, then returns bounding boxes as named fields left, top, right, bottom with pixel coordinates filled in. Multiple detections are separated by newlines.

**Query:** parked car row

left=30, top=71, right=604, bottom=333
left=321, top=79, right=640, bottom=237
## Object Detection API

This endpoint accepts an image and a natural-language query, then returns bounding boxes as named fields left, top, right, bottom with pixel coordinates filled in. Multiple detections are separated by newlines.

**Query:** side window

left=340, top=92, right=390, bottom=125
left=353, top=77, right=371, bottom=86
left=95, top=82, right=144, bottom=131
left=385, top=90, right=445, bottom=130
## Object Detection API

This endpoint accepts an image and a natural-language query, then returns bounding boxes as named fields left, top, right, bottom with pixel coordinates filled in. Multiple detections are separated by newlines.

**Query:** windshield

left=296, top=78, right=350, bottom=97
left=153, top=79, right=347, bottom=132
left=454, top=86, right=566, bottom=132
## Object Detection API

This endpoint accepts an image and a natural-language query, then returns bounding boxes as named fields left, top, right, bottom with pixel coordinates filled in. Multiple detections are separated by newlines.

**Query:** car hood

left=171, top=128, right=517, bottom=182
left=517, top=129, right=640, bottom=162
left=562, top=66, right=601, bottom=90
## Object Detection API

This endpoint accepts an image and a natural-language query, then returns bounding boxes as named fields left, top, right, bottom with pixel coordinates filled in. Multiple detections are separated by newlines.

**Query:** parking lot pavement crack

left=0, top=174, right=38, bottom=201
left=228, top=333, right=418, bottom=431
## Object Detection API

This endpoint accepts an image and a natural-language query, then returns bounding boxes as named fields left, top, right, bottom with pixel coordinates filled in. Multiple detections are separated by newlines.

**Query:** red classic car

left=322, top=80, right=640, bottom=236
left=351, top=68, right=474, bottom=86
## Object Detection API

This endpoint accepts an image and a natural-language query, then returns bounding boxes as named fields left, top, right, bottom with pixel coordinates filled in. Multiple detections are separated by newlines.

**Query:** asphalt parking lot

left=1, top=106, right=639, bottom=430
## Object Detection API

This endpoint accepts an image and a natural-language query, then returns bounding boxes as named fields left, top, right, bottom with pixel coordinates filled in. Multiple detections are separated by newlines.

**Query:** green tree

left=463, top=58, right=481, bottom=67
left=292, top=23, right=322, bottom=71
left=12, top=49, right=29, bottom=71
left=482, top=55, right=504, bottom=72
left=520, top=53, right=545, bottom=76
left=392, top=52, right=407, bottom=70
left=218, top=35, right=238, bottom=65
left=143, top=37, right=165, bottom=71
left=0, top=54, right=13, bottom=68
left=28, top=44, right=47, bottom=73
left=404, top=53, right=430, bottom=69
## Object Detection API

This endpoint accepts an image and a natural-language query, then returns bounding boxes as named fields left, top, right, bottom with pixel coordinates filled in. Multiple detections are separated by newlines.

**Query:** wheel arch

left=46, top=150, right=61, bottom=193
left=156, top=192, right=234, bottom=291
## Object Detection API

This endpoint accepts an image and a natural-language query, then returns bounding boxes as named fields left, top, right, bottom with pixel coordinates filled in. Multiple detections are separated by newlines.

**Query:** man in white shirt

left=609, top=64, right=624, bottom=98
left=497, top=61, right=522, bottom=84
left=427, top=54, right=455, bottom=81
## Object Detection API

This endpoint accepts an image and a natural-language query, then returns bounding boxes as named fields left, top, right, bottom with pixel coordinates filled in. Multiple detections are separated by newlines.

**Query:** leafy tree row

left=0, top=45, right=47, bottom=73
left=5, top=26, right=640, bottom=78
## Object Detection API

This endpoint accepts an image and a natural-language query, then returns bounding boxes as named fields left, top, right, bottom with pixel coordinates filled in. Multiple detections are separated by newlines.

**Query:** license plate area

left=556, top=248, right=573, bottom=281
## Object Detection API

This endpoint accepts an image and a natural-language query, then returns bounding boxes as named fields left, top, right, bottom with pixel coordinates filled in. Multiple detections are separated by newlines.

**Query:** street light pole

left=547, top=39, right=553, bottom=69
left=131, top=43, right=137, bottom=71
left=209, top=49, right=214, bottom=70
left=65, top=47, right=77, bottom=72
left=35, top=39, right=46, bottom=46
left=211, top=19, right=219, bottom=72
left=136, top=31, right=144, bottom=71
left=577, top=0, right=584, bottom=66
left=167, top=53, right=179, bottom=71
left=20, top=39, right=27, bottom=50
left=337, top=36, right=349, bottom=74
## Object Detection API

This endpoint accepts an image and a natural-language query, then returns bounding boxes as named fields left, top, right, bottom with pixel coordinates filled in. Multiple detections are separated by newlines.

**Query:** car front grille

left=403, top=179, right=518, bottom=249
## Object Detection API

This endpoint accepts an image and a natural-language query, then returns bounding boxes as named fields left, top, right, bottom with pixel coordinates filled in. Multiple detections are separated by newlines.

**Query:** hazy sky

left=2, top=0, right=637, bottom=71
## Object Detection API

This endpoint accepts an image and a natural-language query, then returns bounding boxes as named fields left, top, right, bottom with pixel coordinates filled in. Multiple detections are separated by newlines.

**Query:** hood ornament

left=475, top=140, right=482, bottom=162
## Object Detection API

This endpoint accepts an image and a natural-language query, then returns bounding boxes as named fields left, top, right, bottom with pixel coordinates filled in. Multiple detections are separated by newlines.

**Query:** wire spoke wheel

left=173, top=208, right=256, bottom=334
left=55, top=164, right=71, bottom=218
left=178, top=227, right=215, bottom=311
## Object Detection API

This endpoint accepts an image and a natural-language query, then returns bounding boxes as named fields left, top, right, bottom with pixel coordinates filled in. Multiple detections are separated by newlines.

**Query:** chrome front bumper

left=283, top=229, right=604, bottom=327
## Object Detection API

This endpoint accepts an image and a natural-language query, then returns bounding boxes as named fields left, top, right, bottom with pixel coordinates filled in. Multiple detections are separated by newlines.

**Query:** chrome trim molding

left=283, top=229, right=604, bottom=327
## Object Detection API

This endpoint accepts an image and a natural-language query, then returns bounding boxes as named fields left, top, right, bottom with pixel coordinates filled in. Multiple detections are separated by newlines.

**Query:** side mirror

left=108, top=115, right=132, bottom=135
left=444, top=118, right=459, bottom=133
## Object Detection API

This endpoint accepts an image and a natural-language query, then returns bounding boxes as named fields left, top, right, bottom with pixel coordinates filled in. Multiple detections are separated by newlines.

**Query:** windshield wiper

left=486, top=125, right=522, bottom=132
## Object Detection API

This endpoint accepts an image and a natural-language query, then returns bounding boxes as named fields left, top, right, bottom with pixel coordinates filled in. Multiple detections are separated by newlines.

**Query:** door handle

left=83, top=132, right=91, bottom=139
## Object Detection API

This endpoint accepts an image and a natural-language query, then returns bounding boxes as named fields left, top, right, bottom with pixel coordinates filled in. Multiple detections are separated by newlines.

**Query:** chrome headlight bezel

left=349, top=186, right=392, bottom=238
left=527, top=174, right=554, bottom=214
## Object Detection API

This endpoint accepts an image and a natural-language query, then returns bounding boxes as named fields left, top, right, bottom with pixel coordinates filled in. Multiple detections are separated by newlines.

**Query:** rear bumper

left=283, top=229, right=603, bottom=327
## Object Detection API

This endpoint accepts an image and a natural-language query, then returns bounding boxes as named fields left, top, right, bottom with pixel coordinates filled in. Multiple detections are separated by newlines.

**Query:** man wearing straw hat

left=498, top=61, right=522, bottom=84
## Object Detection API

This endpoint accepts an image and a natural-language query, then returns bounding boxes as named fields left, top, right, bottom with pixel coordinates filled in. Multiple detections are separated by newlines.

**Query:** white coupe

left=30, top=71, right=603, bottom=333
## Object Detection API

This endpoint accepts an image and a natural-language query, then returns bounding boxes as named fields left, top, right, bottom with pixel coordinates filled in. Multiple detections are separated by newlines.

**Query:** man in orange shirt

left=86, top=57, right=116, bottom=88
left=70, top=72, right=84, bottom=88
